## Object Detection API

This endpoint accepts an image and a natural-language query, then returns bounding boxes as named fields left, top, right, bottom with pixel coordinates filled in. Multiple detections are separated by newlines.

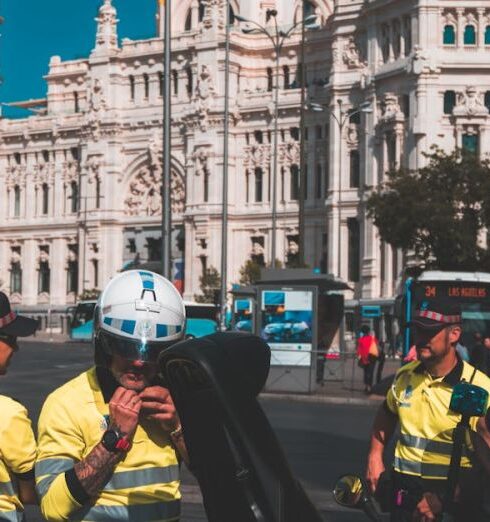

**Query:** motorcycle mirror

left=333, top=474, right=364, bottom=508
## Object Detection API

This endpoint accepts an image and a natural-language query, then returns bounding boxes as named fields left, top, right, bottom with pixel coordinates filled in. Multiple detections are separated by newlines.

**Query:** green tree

left=367, top=147, right=490, bottom=271
left=194, top=266, right=220, bottom=303
left=238, top=259, right=263, bottom=286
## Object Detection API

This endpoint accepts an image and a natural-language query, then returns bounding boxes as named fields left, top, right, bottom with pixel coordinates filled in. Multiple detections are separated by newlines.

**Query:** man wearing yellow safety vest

left=36, top=271, right=189, bottom=522
left=0, top=291, right=39, bottom=521
left=366, top=298, right=490, bottom=522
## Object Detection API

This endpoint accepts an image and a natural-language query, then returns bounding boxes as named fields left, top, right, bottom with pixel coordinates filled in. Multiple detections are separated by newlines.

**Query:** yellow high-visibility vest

left=0, top=396, right=36, bottom=522
left=386, top=358, right=490, bottom=480
left=36, top=367, right=181, bottom=521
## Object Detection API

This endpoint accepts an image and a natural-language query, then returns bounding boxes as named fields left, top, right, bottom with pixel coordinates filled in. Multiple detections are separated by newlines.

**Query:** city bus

left=396, top=271, right=490, bottom=357
left=69, top=300, right=219, bottom=341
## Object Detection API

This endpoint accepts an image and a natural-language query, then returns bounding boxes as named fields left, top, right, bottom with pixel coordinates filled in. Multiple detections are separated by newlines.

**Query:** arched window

left=347, top=218, right=360, bottom=282
left=143, top=73, right=150, bottom=99
left=172, top=70, right=178, bottom=96
left=443, top=25, right=456, bottom=45
left=74, top=91, right=80, bottom=113
left=254, top=130, right=263, bottom=144
left=228, top=5, right=235, bottom=25
left=350, top=150, right=360, bottom=188
left=486, top=26, right=490, bottom=45
left=404, top=16, right=412, bottom=56
left=186, top=67, right=193, bottom=98
left=443, top=90, right=456, bottom=115
left=70, top=182, right=78, bottom=213
left=203, top=170, right=209, bottom=202
left=198, top=0, right=205, bottom=22
left=67, top=260, right=78, bottom=294
left=42, top=183, right=49, bottom=215
left=267, top=67, right=273, bottom=92
left=290, top=165, right=299, bottom=200
left=129, top=75, right=135, bottom=101
left=14, top=185, right=20, bottom=217
left=254, top=168, right=263, bottom=202
left=158, top=71, right=164, bottom=97
left=464, top=25, right=476, bottom=45
left=381, top=23, right=390, bottom=62
left=10, top=261, right=22, bottom=294
left=283, top=65, right=290, bottom=89
left=38, top=260, right=50, bottom=294
left=95, top=178, right=101, bottom=209
left=185, top=9, right=192, bottom=31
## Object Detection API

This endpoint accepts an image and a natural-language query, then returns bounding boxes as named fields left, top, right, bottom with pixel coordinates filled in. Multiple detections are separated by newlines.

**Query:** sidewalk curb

left=260, top=392, right=384, bottom=406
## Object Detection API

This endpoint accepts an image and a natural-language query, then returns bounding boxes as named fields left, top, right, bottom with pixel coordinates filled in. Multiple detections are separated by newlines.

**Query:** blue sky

left=1, top=1, right=156, bottom=118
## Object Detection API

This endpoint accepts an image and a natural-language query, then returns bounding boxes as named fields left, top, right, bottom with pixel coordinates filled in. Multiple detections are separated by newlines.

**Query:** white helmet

left=94, top=270, right=186, bottom=364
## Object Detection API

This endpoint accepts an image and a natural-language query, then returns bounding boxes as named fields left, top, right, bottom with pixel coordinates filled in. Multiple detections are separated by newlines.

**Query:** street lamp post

left=308, top=100, right=372, bottom=278
left=235, top=10, right=318, bottom=269
left=219, top=0, right=231, bottom=331
left=161, top=0, right=172, bottom=280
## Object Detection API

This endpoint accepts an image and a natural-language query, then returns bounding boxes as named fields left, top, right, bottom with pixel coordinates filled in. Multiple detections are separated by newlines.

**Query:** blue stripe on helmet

left=156, top=324, right=168, bottom=338
left=121, top=320, right=136, bottom=334
left=139, top=271, right=155, bottom=290
left=103, top=317, right=113, bottom=326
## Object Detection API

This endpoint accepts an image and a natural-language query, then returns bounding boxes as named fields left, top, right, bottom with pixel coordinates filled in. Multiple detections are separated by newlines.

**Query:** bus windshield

left=399, top=271, right=490, bottom=355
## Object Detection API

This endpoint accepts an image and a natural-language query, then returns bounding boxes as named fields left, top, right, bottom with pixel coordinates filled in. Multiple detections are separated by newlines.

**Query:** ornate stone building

left=0, top=0, right=489, bottom=307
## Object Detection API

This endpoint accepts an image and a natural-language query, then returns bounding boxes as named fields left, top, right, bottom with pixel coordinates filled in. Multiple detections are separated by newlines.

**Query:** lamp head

left=266, top=9, right=278, bottom=22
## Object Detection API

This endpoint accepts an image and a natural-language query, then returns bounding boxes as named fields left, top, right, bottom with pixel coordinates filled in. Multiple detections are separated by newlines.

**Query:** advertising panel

left=260, top=290, right=313, bottom=366
left=233, top=298, right=253, bottom=332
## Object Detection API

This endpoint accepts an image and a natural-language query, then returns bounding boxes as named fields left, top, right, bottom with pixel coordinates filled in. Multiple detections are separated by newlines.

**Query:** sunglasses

left=0, top=334, right=18, bottom=350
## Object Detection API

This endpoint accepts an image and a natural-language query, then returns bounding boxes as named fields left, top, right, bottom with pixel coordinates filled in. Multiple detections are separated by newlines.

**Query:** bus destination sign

left=424, top=284, right=487, bottom=299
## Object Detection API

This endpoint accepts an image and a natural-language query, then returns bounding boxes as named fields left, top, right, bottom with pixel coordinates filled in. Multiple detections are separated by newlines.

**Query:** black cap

left=411, top=299, right=462, bottom=332
left=0, top=292, right=38, bottom=337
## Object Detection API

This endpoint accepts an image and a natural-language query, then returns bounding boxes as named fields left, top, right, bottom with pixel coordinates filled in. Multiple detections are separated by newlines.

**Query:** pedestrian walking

left=0, top=292, right=39, bottom=520
left=316, top=337, right=328, bottom=385
left=357, top=325, right=379, bottom=394
left=365, top=298, right=490, bottom=522
left=36, top=271, right=188, bottom=522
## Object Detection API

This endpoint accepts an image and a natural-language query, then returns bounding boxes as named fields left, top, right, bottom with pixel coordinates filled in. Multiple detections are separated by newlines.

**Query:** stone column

left=478, top=9, right=486, bottom=49
left=456, top=8, right=464, bottom=48
left=50, top=238, right=66, bottom=305
left=23, top=240, right=38, bottom=305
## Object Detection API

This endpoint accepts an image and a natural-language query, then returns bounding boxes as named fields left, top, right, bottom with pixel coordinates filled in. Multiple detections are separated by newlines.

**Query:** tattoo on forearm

left=74, top=443, right=121, bottom=497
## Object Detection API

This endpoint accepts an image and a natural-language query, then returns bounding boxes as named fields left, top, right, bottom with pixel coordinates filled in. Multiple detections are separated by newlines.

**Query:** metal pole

left=271, top=42, right=280, bottom=269
left=337, top=99, right=343, bottom=279
left=298, top=0, right=306, bottom=267
left=162, top=0, right=172, bottom=280
left=220, top=1, right=231, bottom=331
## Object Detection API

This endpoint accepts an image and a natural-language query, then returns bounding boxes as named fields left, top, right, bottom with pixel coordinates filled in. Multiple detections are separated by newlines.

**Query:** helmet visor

left=99, top=330, right=175, bottom=363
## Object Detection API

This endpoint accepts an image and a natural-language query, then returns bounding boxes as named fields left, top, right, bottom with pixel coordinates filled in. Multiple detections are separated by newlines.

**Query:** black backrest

left=159, top=332, right=323, bottom=522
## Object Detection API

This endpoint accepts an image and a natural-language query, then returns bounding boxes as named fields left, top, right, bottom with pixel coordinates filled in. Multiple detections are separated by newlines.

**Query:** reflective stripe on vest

left=394, top=457, right=451, bottom=478
left=399, top=433, right=453, bottom=456
left=72, top=499, right=181, bottom=522
left=0, top=509, right=21, bottom=522
left=104, top=465, right=180, bottom=491
left=0, top=480, right=15, bottom=497
left=35, top=457, right=74, bottom=499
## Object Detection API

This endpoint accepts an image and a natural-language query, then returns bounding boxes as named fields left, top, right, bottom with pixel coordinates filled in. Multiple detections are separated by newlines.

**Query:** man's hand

left=366, top=454, right=385, bottom=494
left=412, top=493, right=442, bottom=522
left=109, top=387, right=141, bottom=439
left=139, top=386, right=180, bottom=432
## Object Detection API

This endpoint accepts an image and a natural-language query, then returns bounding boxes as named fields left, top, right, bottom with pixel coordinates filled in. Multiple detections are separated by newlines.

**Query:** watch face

left=103, top=430, right=119, bottom=450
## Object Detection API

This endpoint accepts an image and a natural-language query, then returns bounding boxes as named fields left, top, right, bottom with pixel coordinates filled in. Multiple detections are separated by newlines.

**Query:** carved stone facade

left=1, top=0, right=490, bottom=310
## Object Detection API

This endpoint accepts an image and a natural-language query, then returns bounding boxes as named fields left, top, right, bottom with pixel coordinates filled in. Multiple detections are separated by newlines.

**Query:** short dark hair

left=361, top=325, right=370, bottom=335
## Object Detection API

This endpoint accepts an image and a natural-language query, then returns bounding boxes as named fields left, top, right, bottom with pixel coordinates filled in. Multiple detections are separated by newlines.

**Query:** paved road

left=1, top=340, right=384, bottom=521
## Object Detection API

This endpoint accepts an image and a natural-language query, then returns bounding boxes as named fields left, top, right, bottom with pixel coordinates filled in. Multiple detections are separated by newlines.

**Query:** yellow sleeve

left=36, top=393, right=85, bottom=521
left=0, top=401, right=36, bottom=474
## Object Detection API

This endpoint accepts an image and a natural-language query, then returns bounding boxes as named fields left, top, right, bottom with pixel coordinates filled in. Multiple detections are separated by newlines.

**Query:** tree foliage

left=238, top=259, right=284, bottom=286
left=367, top=147, right=490, bottom=271
left=194, top=266, right=220, bottom=303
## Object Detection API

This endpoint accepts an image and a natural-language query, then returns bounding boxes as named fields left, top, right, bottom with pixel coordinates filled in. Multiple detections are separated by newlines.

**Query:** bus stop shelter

left=231, top=269, right=350, bottom=394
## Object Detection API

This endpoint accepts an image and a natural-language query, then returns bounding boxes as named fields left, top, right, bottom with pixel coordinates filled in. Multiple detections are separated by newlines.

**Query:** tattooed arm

left=73, top=388, right=141, bottom=498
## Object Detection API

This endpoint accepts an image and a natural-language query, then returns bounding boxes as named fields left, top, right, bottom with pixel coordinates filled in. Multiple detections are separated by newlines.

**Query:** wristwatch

left=101, top=429, right=131, bottom=453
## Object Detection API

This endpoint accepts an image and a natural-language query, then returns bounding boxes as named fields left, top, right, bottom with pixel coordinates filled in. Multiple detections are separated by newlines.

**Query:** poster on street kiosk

left=260, top=290, right=313, bottom=366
